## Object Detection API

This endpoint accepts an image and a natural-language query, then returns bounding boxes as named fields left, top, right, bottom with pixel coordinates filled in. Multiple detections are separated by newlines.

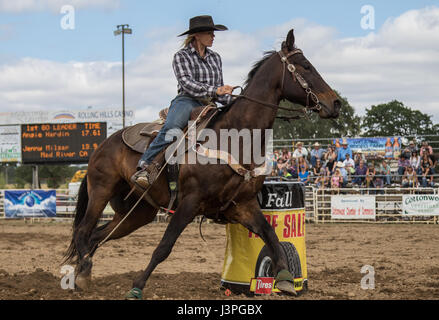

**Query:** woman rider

left=132, top=15, right=234, bottom=189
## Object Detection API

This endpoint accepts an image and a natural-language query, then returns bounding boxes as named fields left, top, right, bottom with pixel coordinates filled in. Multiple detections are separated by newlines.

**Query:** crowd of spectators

left=269, top=139, right=437, bottom=189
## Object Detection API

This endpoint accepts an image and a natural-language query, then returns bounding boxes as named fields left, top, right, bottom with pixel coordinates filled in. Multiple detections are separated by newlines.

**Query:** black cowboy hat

left=178, top=15, right=228, bottom=37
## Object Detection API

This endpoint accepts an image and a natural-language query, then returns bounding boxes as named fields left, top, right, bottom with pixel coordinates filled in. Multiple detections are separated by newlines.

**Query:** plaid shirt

left=172, top=43, right=232, bottom=105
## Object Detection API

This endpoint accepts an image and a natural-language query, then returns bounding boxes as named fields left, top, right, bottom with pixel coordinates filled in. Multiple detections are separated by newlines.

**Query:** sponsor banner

left=4, top=190, right=56, bottom=218
left=331, top=195, right=376, bottom=220
left=221, top=182, right=307, bottom=295
left=402, top=195, right=439, bottom=216
left=333, top=137, right=401, bottom=159
left=0, top=108, right=135, bottom=136
left=0, top=125, right=21, bottom=162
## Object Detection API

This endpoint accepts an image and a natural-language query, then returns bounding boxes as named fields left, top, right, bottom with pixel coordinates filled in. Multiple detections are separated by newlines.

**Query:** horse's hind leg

left=74, top=182, right=117, bottom=289
left=229, top=198, right=297, bottom=295
left=126, top=195, right=200, bottom=299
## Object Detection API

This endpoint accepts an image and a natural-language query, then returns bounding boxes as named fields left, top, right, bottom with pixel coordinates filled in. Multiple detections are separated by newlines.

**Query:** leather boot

left=131, top=161, right=161, bottom=189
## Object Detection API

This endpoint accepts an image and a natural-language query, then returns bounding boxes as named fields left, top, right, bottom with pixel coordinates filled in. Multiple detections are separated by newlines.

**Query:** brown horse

left=64, top=29, right=341, bottom=299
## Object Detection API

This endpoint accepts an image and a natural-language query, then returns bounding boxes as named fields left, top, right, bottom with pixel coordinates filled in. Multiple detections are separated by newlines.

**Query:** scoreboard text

left=21, top=122, right=107, bottom=164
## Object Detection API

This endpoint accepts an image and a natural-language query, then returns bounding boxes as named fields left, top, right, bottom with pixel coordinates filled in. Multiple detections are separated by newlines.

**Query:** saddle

left=122, top=106, right=216, bottom=154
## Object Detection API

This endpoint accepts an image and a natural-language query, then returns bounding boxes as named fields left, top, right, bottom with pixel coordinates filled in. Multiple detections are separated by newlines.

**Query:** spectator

left=324, top=145, right=337, bottom=174
left=353, top=150, right=366, bottom=167
left=409, top=150, right=421, bottom=175
left=420, top=141, right=437, bottom=176
left=380, top=160, right=392, bottom=186
left=277, top=158, right=288, bottom=176
left=298, top=156, right=308, bottom=171
left=310, top=142, right=325, bottom=168
left=313, top=159, right=323, bottom=183
left=331, top=168, right=343, bottom=193
left=353, top=160, right=368, bottom=186
left=343, top=153, right=356, bottom=175
left=337, top=138, right=353, bottom=162
left=287, top=157, right=298, bottom=179
left=293, top=142, right=308, bottom=159
left=420, top=153, right=434, bottom=187
left=336, top=161, right=348, bottom=187
left=365, top=163, right=376, bottom=188
left=408, top=140, right=418, bottom=154
left=402, top=166, right=418, bottom=188
left=420, top=141, right=433, bottom=158
left=298, top=166, right=310, bottom=185
left=397, top=155, right=410, bottom=182
left=280, top=148, right=291, bottom=161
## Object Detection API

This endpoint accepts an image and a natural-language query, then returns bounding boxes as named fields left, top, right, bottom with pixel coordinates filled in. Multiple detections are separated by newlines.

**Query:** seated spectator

left=365, top=163, right=376, bottom=188
left=287, top=157, right=298, bottom=179
left=277, top=158, right=288, bottom=176
left=315, top=162, right=329, bottom=189
left=409, top=150, right=421, bottom=175
left=280, top=148, right=291, bottom=164
left=310, top=142, right=325, bottom=168
left=353, top=150, right=366, bottom=167
left=408, top=140, right=418, bottom=154
left=298, top=166, right=310, bottom=185
left=331, top=168, right=343, bottom=193
left=293, top=142, right=308, bottom=159
left=313, top=159, right=324, bottom=181
left=397, top=155, right=410, bottom=182
left=324, top=145, right=337, bottom=174
left=336, top=161, right=348, bottom=187
left=420, top=153, right=434, bottom=187
left=420, top=141, right=436, bottom=175
left=337, top=138, right=353, bottom=162
left=297, top=156, right=308, bottom=172
left=343, top=153, right=356, bottom=175
left=380, top=160, right=392, bottom=186
left=402, top=166, right=418, bottom=188
left=353, top=160, right=367, bottom=186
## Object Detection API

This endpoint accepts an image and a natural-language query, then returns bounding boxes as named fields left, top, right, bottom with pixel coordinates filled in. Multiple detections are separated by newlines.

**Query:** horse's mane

left=244, top=50, right=277, bottom=87
left=209, top=50, right=277, bottom=126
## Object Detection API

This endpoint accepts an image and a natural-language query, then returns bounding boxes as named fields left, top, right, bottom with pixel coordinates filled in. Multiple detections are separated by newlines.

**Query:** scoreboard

left=21, top=122, right=107, bottom=164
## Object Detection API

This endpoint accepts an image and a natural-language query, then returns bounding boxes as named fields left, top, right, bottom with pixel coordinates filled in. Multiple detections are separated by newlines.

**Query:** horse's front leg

left=228, top=198, right=297, bottom=295
left=125, top=194, right=200, bottom=300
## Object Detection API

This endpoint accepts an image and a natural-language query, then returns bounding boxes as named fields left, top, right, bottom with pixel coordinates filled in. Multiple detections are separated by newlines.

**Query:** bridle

left=230, top=48, right=325, bottom=120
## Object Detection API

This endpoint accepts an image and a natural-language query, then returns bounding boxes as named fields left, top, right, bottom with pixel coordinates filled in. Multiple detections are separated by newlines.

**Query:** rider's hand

left=216, top=85, right=234, bottom=96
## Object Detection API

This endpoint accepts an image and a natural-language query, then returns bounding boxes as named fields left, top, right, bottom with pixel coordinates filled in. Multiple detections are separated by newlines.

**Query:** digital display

left=21, top=122, right=107, bottom=164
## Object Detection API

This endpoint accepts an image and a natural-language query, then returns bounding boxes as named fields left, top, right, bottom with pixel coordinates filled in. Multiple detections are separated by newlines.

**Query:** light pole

left=114, top=24, right=132, bottom=129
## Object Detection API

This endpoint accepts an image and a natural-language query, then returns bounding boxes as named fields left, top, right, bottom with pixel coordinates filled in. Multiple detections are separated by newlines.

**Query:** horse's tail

left=63, top=174, right=89, bottom=264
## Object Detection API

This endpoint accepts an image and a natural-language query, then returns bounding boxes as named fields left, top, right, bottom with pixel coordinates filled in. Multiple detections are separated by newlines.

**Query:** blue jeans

left=138, top=95, right=203, bottom=166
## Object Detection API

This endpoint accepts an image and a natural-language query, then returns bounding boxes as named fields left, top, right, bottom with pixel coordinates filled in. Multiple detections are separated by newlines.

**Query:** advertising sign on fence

left=333, top=137, right=401, bottom=159
left=402, top=195, right=439, bottom=216
left=331, top=195, right=376, bottom=220
left=0, top=125, right=21, bottom=162
left=4, top=190, right=56, bottom=218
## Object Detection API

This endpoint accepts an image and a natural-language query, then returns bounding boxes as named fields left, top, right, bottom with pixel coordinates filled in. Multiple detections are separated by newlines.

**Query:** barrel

left=221, top=181, right=308, bottom=295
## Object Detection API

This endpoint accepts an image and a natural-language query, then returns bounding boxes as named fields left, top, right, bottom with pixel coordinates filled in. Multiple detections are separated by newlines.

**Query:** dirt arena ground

left=0, top=220, right=438, bottom=300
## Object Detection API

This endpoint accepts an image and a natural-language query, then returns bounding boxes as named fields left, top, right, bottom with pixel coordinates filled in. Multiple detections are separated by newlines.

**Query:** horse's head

left=278, top=29, right=340, bottom=119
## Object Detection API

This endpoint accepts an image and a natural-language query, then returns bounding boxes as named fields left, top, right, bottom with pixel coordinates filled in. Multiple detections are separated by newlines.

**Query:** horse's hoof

left=275, top=269, right=297, bottom=296
left=125, top=288, right=143, bottom=300
left=75, top=275, right=91, bottom=291
left=275, top=280, right=297, bottom=296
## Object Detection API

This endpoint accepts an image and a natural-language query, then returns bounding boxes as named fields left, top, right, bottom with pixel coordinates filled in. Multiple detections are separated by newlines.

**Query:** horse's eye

left=304, top=64, right=311, bottom=70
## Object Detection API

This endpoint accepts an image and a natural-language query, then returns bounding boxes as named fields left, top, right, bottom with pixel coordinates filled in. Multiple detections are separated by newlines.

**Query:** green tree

left=273, top=91, right=361, bottom=140
left=361, top=100, right=439, bottom=137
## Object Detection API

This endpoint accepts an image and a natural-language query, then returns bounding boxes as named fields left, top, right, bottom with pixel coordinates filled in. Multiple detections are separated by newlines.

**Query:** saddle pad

left=122, top=122, right=163, bottom=154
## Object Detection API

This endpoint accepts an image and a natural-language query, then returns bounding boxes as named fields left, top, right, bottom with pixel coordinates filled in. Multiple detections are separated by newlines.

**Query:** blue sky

left=1, top=0, right=439, bottom=125
left=1, top=0, right=437, bottom=62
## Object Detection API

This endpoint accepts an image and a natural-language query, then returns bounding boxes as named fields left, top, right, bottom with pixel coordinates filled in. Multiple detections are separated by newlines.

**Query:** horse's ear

left=285, top=29, right=295, bottom=51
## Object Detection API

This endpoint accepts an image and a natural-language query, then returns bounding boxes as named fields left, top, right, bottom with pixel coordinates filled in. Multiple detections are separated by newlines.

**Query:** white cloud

left=0, top=6, right=438, bottom=125
left=0, top=0, right=119, bottom=13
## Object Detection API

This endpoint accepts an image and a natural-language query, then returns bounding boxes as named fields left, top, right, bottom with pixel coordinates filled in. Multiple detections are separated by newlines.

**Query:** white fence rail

left=1, top=187, right=438, bottom=224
